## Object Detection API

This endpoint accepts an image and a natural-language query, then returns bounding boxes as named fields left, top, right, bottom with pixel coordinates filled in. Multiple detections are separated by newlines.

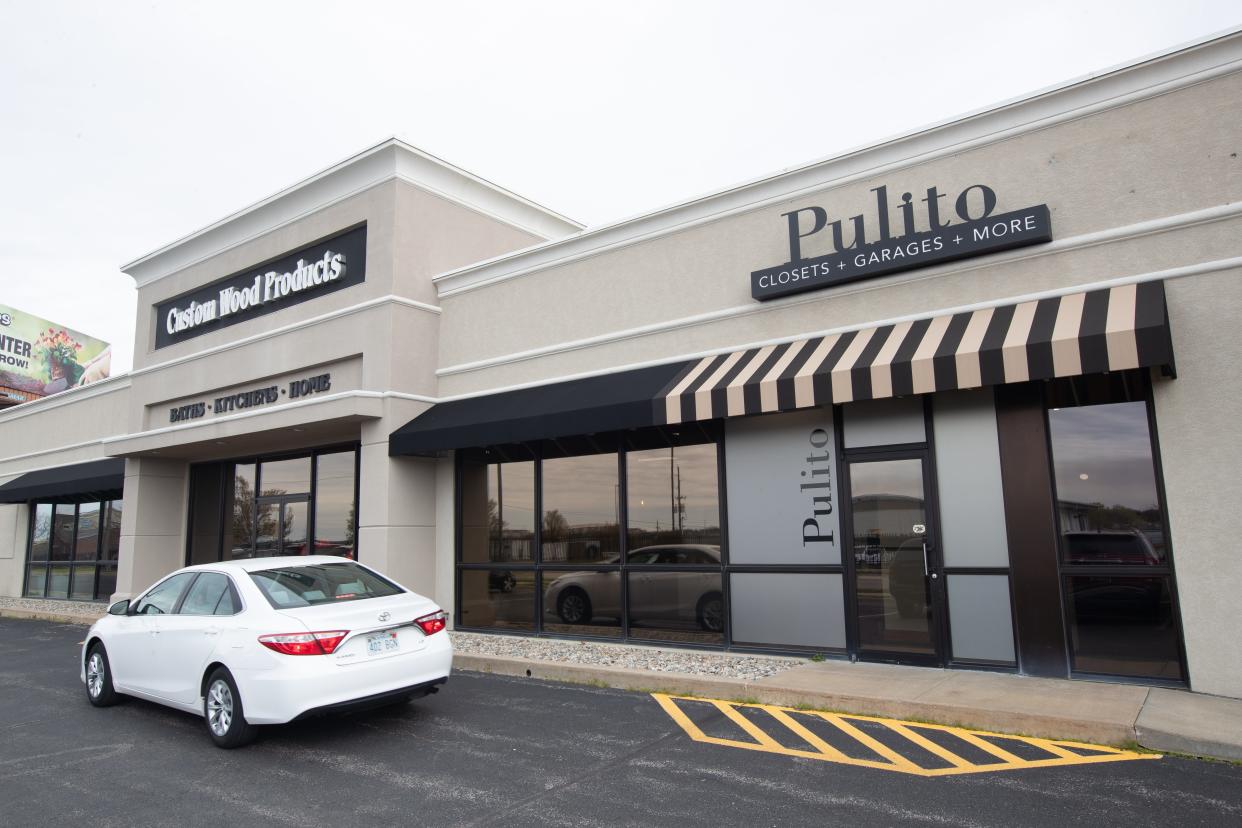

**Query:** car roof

left=181, top=556, right=357, bottom=574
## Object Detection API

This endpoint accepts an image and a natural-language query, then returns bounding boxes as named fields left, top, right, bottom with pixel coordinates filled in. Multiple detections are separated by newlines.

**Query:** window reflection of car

left=489, top=570, right=517, bottom=593
left=1063, top=531, right=1159, bottom=566
left=887, top=537, right=928, bottom=619
left=543, top=545, right=723, bottom=632
left=1064, top=531, right=1162, bottom=621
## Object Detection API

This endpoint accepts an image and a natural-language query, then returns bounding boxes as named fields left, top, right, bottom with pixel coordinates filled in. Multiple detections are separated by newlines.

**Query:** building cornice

left=436, top=254, right=1242, bottom=402
left=122, top=139, right=583, bottom=288
left=432, top=27, right=1242, bottom=298
left=0, top=373, right=132, bottom=425
left=435, top=202, right=1242, bottom=378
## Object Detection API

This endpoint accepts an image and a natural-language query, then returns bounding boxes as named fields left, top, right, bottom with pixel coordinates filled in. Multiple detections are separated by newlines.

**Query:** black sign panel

left=154, top=225, right=367, bottom=349
left=751, top=205, right=1051, bottom=302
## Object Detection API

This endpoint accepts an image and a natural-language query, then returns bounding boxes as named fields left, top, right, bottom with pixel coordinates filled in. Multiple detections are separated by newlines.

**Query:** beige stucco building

left=3, top=31, right=1241, bottom=699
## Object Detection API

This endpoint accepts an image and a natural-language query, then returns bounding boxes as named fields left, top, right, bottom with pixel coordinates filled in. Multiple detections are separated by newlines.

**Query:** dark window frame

left=1043, top=371, right=1188, bottom=686
left=23, top=497, right=121, bottom=603
left=455, top=423, right=731, bottom=649
left=184, top=442, right=361, bottom=565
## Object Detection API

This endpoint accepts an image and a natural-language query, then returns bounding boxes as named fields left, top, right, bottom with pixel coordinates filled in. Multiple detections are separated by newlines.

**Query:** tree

left=543, top=509, right=569, bottom=540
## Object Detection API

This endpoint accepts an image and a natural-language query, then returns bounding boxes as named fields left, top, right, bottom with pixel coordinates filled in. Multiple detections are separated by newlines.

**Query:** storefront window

left=459, top=568, right=536, bottom=631
left=229, top=463, right=256, bottom=558
left=1049, top=401, right=1167, bottom=565
left=50, top=504, right=74, bottom=561
left=541, top=453, right=619, bottom=564
left=259, top=457, right=311, bottom=496
left=543, top=570, right=623, bottom=637
left=29, top=504, right=51, bottom=562
left=24, top=499, right=121, bottom=601
left=314, top=451, right=357, bottom=557
left=1048, top=389, right=1182, bottom=681
left=189, top=448, right=358, bottom=563
left=626, top=444, right=721, bottom=558
left=461, top=459, right=534, bottom=564
left=457, top=432, right=724, bottom=645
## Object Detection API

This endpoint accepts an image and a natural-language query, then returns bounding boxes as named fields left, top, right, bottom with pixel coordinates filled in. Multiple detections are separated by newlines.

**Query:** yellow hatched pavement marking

left=814, top=712, right=922, bottom=772
left=883, top=721, right=974, bottom=769
left=710, top=700, right=783, bottom=749
left=943, top=729, right=1028, bottom=765
left=651, top=694, right=1160, bottom=777
left=762, top=707, right=851, bottom=762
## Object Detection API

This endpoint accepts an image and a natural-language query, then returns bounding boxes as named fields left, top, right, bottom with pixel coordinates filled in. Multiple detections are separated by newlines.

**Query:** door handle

left=922, top=542, right=939, bottom=580
left=204, top=626, right=221, bottom=636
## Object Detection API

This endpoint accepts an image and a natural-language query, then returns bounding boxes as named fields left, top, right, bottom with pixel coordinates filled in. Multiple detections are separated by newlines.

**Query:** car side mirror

left=108, top=599, right=130, bottom=616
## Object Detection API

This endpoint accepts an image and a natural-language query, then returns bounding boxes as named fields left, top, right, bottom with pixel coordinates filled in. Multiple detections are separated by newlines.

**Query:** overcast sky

left=2, top=1, right=1238, bottom=375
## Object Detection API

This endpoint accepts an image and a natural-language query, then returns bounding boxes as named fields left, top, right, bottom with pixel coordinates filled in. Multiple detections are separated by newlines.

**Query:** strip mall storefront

left=1, top=33, right=1240, bottom=699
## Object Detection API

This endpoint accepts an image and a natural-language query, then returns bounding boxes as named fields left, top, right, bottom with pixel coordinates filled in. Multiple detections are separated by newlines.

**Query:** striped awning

left=657, top=281, right=1174, bottom=425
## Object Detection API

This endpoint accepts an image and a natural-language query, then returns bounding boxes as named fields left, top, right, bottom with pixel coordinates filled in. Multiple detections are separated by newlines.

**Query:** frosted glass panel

left=730, top=573, right=846, bottom=649
left=947, top=574, right=1015, bottom=663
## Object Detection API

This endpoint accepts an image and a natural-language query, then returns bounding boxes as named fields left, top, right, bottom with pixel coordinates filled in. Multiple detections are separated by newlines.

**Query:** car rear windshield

left=249, top=562, right=404, bottom=609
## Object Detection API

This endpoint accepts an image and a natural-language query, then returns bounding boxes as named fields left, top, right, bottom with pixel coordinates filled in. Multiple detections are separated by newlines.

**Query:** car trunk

left=273, top=592, right=444, bottom=665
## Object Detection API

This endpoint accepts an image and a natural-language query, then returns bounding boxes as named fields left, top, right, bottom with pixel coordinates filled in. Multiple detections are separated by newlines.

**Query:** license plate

left=366, top=631, right=400, bottom=656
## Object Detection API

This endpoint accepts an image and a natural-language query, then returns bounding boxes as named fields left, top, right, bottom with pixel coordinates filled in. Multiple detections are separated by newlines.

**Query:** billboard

left=0, top=304, right=111, bottom=402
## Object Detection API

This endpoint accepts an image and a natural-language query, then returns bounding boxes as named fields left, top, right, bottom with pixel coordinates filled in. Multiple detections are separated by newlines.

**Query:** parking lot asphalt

left=3, top=617, right=1241, bottom=828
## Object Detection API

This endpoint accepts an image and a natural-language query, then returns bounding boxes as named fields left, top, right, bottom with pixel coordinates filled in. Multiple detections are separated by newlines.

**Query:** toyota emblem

left=378, top=611, right=391, bottom=622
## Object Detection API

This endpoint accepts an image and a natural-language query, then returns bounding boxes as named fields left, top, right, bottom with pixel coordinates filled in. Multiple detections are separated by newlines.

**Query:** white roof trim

left=432, top=27, right=1242, bottom=298
left=122, top=138, right=583, bottom=288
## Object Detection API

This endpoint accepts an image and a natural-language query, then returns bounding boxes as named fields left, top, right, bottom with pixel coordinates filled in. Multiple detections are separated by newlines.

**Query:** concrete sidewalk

left=452, top=645, right=1242, bottom=764
left=6, top=599, right=1239, bottom=762
left=450, top=648, right=1242, bottom=763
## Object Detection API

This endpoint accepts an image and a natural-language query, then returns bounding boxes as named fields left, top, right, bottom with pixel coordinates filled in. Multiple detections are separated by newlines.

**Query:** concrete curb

left=452, top=653, right=1137, bottom=746
left=0, top=608, right=100, bottom=626
left=1135, top=688, right=1242, bottom=762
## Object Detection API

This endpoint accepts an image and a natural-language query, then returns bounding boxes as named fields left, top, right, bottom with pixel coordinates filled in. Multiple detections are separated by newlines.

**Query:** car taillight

left=414, top=610, right=447, bottom=636
left=258, top=630, right=349, bottom=655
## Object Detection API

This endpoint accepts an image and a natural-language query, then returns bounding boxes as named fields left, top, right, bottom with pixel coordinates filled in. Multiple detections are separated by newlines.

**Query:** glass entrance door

left=255, top=496, right=309, bottom=556
left=848, top=455, right=943, bottom=661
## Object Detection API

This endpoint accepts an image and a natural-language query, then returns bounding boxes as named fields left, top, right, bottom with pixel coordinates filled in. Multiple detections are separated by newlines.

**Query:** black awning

left=0, top=458, right=126, bottom=504
left=389, top=362, right=689, bottom=456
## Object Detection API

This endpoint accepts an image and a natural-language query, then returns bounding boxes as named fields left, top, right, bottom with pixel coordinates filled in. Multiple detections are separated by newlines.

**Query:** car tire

left=557, top=588, right=592, bottom=625
left=697, top=592, right=724, bottom=633
left=85, top=643, right=121, bottom=708
left=204, top=668, right=258, bottom=749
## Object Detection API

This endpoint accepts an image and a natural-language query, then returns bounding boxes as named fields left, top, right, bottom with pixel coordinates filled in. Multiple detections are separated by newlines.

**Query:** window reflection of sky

left=627, top=445, right=719, bottom=531
left=849, top=459, right=923, bottom=501
left=543, top=454, right=618, bottom=527
left=1049, top=402, right=1160, bottom=510
left=488, top=462, right=535, bottom=532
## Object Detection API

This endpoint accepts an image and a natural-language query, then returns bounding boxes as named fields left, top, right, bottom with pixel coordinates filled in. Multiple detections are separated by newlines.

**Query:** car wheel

left=85, top=643, right=121, bottom=707
left=697, top=592, right=724, bottom=633
left=557, top=588, right=592, bottom=625
left=204, top=668, right=257, bottom=749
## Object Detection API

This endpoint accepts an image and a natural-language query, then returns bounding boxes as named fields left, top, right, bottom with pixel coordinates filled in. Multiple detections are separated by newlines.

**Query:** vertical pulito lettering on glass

left=801, top=427, right=835, bottom=547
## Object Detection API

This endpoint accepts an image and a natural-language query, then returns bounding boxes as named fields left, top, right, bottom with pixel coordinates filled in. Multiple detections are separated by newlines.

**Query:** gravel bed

left=450, top=630, right=801, bottom=680
left=0, top=596, right=105, bottom=619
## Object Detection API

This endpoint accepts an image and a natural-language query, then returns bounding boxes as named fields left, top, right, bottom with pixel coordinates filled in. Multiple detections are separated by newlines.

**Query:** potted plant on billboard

left=34, top=328, right=84, bottom=392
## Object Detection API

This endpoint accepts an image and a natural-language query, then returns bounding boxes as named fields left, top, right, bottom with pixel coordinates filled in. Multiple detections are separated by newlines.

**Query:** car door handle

left=204, top=626, right=221, bottom=636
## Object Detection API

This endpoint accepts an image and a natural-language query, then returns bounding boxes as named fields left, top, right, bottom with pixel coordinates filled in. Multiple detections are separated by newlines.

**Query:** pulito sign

left=153, top=225, right=367, bottom=349
left=751, top=183, right=1052, bottom=301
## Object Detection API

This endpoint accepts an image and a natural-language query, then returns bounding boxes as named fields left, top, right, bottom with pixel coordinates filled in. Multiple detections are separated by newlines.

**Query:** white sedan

left=80, top=556, right=452, bottom=748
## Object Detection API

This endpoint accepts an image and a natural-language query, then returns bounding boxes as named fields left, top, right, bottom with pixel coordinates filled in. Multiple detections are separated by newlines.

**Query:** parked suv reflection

left=543, top=545, right=723, bottom=634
